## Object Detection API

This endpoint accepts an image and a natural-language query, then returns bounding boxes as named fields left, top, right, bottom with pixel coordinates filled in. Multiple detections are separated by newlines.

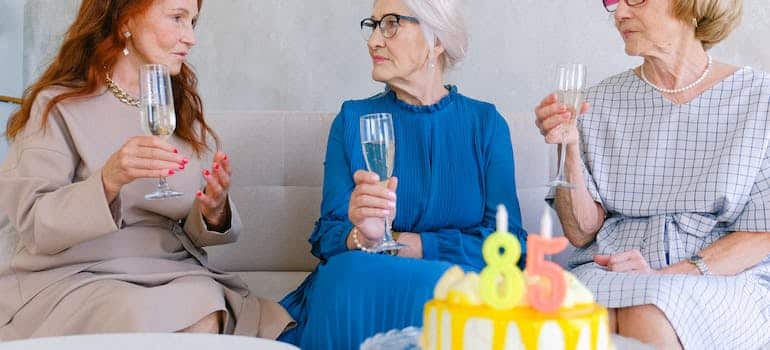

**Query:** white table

left=0, top=333, right=299, bottom=350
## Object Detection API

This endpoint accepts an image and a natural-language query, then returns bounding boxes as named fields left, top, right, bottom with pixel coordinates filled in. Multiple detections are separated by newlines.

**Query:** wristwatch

left=687, top=254, right=710, bottom=275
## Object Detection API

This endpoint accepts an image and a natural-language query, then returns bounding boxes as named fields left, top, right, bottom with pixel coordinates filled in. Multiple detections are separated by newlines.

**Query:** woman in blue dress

left=279, top=0, right=527, bottom=348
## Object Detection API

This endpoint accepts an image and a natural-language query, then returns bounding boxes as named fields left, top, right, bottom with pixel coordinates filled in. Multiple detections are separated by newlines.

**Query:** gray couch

left=203, top=110, right=567, bottom=302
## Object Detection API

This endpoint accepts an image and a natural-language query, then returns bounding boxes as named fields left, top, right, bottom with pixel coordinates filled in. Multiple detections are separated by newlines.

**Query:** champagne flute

left=548, top=63, right=587, bottom=189
left=140, top=64, right=183, bottom=200
left=360, top=113, right=406, bottom=253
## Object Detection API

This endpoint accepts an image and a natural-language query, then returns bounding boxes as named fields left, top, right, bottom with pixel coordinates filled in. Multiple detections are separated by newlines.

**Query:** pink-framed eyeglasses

left=603, top=0, right=647, bottom=12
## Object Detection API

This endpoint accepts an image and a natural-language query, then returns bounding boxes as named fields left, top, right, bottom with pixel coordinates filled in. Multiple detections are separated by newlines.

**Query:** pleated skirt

left=279, top=251, right=453, bottom=350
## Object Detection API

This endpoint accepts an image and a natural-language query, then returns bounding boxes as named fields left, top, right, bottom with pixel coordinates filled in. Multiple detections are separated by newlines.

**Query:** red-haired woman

left=0, top=0, right=293, bottom=339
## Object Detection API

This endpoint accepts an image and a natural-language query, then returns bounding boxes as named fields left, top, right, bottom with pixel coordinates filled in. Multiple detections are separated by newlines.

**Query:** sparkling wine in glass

left=140, top=64, right=183, bottom=200
left=548, top=63, right=587, bottom=189
left=360, top=113, right=406, bottom=253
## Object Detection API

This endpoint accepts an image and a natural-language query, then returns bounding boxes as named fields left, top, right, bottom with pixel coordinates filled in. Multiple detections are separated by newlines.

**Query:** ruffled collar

left=386, top=85, right=457, bottom=113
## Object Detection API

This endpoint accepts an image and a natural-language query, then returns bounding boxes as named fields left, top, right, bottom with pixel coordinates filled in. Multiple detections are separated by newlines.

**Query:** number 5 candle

left=525, top=206, right=569, bottom=313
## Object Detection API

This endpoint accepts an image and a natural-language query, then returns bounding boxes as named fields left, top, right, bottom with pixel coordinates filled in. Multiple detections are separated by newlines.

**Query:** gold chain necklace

left=105, top=75, right=140, bottom=107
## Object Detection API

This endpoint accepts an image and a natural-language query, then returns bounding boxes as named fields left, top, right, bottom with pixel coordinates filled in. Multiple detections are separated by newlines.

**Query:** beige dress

left=0, top=86, right=294, bottom=340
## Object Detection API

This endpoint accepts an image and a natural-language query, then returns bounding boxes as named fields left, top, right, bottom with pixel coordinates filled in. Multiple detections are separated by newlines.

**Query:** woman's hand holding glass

left=348, top=170, right=398, bottom=246
left=198, top=151, right=231, bottom=229
left=102, top=136, right=187, bottom=202
left=534, top=93, right=590, bottom=146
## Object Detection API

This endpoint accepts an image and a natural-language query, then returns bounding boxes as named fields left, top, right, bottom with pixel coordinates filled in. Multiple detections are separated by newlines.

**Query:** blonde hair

left=400, top=0, right=468, bottom=70
left=672, top=0, right=743, bottom=50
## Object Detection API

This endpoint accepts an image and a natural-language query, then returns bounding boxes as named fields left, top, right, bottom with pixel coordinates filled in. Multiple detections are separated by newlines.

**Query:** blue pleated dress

left=279, top=86, right=527, bottom=349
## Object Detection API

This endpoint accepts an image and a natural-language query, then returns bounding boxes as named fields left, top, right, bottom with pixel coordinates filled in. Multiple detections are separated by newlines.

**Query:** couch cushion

left=236, top=271, right=311, bottom=302
left=203, top=111, right=567, bottom=273
left=208, top=185, right=321, bottom=271
left=204, top=112, right=334, bottom=272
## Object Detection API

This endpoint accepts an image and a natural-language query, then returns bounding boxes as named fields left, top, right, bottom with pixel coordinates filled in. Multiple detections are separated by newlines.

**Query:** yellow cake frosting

left=421, top=267, right=611, bottom=350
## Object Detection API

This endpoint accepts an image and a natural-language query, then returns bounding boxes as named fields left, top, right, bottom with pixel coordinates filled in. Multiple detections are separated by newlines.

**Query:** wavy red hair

left=6, top=0, right=218, bottom=155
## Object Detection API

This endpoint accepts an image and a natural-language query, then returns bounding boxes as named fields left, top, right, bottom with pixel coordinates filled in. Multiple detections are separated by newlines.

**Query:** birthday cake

left=421, top=206, right=611, bottom=350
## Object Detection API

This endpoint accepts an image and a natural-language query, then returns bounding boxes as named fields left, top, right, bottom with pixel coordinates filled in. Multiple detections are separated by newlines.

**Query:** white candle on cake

left=540, top=206, right=553, bottom=239
left=496, top=204, right=508, bottom=233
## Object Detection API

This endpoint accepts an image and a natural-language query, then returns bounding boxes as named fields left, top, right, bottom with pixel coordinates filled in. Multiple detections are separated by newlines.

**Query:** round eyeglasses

left=360, top=13, right=420, bottom=41
left=603, top=0, right=647, bottom=12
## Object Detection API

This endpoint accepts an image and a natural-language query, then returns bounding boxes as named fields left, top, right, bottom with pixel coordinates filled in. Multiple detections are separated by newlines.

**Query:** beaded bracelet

left=352, top=227, right=376, bottom=253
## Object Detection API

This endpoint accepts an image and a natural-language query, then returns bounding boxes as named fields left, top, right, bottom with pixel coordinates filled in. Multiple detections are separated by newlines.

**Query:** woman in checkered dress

left=536, top=0, right=769, bottom=349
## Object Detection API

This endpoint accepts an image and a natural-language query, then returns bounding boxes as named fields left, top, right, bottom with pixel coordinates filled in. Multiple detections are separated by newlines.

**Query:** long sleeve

left=183, top=195, right=242, bottom=247
left=309, top=107, right=355, bottom=261
left=420, top=111, right=527, bottom=270
left=0, top=94, right=122, bottom=255
left=309, top=90, right=528, bottom=267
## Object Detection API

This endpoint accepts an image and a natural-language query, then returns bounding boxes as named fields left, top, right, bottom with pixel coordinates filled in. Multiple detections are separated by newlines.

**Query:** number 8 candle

left=525, top=206, right=569, bottom=313
left=479, top=205, right=525, bottom=310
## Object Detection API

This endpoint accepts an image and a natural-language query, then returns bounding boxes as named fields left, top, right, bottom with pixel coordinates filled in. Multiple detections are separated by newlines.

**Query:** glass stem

left=557, top=125, right=569, bottom=180
left=384, top=216, right=394, bottom=243
left=380, top=178, right=395, bottom=243
left=158, top=176, right=169, bottom=190
left=557, top=142, right=567, bottom=179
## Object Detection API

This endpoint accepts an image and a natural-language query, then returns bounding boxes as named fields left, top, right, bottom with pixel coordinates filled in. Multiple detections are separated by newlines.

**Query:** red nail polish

left=173, top=148, right=178, bottom=154
left=214, top=163, right=220, bottom=170
left=179, top=164, right=185, bottom=170
left=204, top=169, right=210, bottom=176
left=223, top=154, right=228, bottom=161
left=182, top=158, right=189, bottom=164
left=196, top=191, right=202, bottom=197
left=168, top=169, right=175, bottom=176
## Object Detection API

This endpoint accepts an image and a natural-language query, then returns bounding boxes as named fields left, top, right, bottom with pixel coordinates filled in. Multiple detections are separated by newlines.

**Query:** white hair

left=400, top=0, right=468, bottom=70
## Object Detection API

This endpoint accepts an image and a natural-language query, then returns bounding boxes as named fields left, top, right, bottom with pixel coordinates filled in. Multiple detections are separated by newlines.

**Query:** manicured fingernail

left=223, top=154, right=228, bottom=161
left=203, top=169, right=210, bottom=176
left=196, top=191, right=203, bottom=197
left=173, top=148, right=178, bottom=154
left=179, top=164, right=185, bottom=170
left=182, top=158, right=189, bottom=164
left=214, top=163, right=220, bottom=171
left=168, top=169, right=175, bottom=176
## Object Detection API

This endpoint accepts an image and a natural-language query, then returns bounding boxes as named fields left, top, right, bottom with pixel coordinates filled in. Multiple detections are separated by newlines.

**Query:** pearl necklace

left=640, top=54, right=712, bottom=94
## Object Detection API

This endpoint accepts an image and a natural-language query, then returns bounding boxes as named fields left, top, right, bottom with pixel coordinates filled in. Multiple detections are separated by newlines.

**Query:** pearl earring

left=123, top=31, right=131, bottom=56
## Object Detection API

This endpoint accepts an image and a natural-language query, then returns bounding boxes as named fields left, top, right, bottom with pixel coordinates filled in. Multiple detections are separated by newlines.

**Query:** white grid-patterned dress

left=549, top=67, right=770, bottom=350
